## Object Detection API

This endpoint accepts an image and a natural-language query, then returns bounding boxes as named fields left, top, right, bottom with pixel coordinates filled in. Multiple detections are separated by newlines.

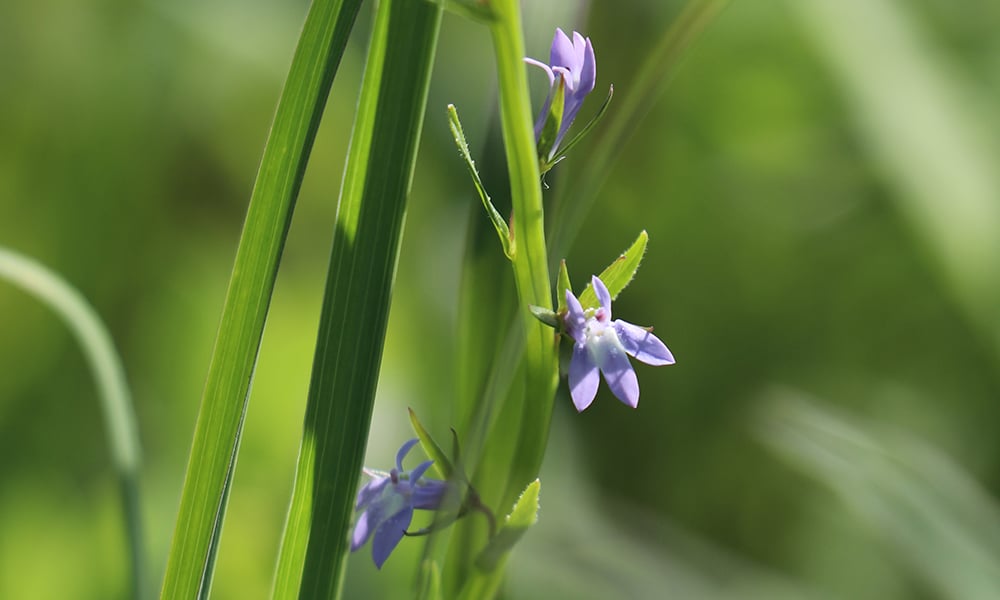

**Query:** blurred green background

left=2, top=0, right=999, bottom=598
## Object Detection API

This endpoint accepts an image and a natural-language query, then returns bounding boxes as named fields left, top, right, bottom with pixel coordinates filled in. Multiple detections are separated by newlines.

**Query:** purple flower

left=525, top=28, right=597, bottom=154
left=351, top=439, right=450, bottom=569
left=564, top=276, right=675, bottom=411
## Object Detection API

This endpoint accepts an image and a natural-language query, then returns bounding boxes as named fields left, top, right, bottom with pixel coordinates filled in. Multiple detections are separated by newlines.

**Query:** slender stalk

left=0, top=248, right=144, bottom=599
left=440, top=4, right=561, bottom=594
left=488, top=0, right=559, bottom=514
left=445, top=3, right=730, bottom=594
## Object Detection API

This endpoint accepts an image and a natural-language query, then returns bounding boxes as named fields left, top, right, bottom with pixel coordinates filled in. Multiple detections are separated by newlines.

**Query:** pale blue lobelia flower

left=351, top=439, right=450, bottom=569
left=525, top=28, right=597, bottom=155
left=564, top=276, right=675, bottom=411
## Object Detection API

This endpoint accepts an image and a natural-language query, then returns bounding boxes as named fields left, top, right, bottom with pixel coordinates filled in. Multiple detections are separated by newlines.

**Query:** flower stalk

left=487, top=0, right=559, bottom=509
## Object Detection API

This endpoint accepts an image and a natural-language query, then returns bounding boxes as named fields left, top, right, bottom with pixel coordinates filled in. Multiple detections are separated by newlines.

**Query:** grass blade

left=760, top=392, right=1000, bottom=598
left=787, top=0, right=1000, bottom=361
left=0, top=247, right=145, bottom=599
left=159, top=0, right=363, bottom=597
left=271, top=0, right=442, bottom=596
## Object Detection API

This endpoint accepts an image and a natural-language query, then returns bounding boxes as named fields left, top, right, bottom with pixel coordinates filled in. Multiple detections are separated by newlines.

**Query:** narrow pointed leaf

left=271, top=0, right=443, bottom=597
left=474, top=478, right=540, bottom=571
left=448, top=104, right=513, bottom=259
left=578, top=230, right=648, bottom=309
left=160, top=1, right=363, bottom=597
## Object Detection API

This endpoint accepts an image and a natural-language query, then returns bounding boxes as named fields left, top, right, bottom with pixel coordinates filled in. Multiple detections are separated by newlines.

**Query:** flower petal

left=351, top=508, right=375, bottom=552
left=615, top=320, right=675, bottom=366
left=598, top=344, right=640, bottom=408
left=371, top=506, right=413, bottom=569
left=395, top=438, right=419, bottom=471
left=355, top=476, right=389, bottom=510
left=564, top=289, right=587, bottom=343
left=412, top=479, right=450, bottom=510
left=578, top=37, right=596, bottom=99
left=570, top=31, right=587, bottom=78
left=409, top=459, right=435, bottom=483
left=591, top=275, right=612, bottom=315
left=549, top=28, right=575, bottom=70
left=569, top=343, right=599, bottom=411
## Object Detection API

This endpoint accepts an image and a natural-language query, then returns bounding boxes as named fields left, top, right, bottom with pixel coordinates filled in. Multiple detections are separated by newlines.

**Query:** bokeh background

left=2, top=0, right=999, bottom=598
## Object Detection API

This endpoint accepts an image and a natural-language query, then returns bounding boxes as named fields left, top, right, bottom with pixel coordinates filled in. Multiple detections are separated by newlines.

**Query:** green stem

left=488, top=0, right=559, bottom=508
left=0, top=247, right=145, bottom=599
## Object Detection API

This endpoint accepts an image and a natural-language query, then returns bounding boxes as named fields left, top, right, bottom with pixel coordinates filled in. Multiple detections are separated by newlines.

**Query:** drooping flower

left=351, top=439, right=451, bottom=569
left=525, top=28, right=597, bottom=156
left=564, top=276, right=675, bottom=411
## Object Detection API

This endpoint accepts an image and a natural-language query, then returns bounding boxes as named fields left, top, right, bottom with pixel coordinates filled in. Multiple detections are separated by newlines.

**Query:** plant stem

left=488, top=0, right=559, bottom=509
left=0, top=248, right=145, bottom=599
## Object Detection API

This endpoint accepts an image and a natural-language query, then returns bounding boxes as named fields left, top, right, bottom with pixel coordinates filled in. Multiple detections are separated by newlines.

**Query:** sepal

left=529, top=305, right=560, bottom=329
left=536, top=78, right=566, bottom=166
left=556, top=259, right=573, bottom=314
left=408, top=408, right=455, bottom=479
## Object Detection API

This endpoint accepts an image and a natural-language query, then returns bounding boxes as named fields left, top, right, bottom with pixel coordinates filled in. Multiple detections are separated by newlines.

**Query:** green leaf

left=556, top=259, right=572, bottom=314
left=578, top=230, right=649, bottom=310
left=448, top=104, right=513, bottom=259
left=410, top=408, right=455, bottom=479
left=271, top=0, right=443, bottom=597
left=474, top=478, right=541, bottom=571
left=159, top=1, right=363, bottom=598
